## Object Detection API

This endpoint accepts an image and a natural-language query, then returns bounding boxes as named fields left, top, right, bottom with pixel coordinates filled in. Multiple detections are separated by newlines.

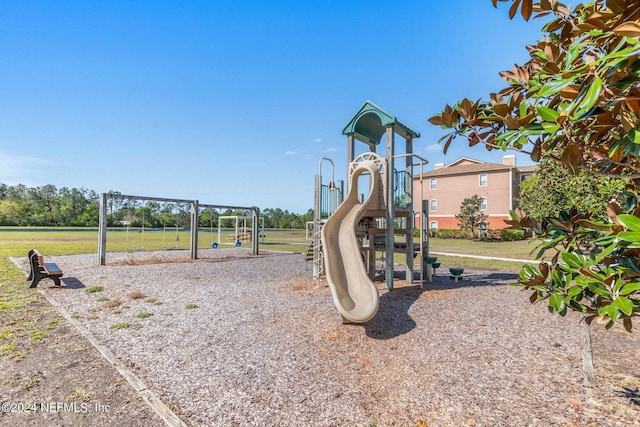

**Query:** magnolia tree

left=431, top=0, right=640, bottom=326
left=429, top=0, right=640, bottom=385
left=456, top=195, right=489, bottom=238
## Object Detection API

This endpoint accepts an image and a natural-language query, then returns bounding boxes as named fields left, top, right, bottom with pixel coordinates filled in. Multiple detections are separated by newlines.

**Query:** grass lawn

left=0, top=228, right=311, bottom=258
left=428, top=237, right=537, bottom=260
left=0, top=227, right=540, bottom=273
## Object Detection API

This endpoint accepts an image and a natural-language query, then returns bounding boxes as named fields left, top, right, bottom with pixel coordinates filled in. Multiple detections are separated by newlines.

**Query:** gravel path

left=14, top=248, right=640, bottom=426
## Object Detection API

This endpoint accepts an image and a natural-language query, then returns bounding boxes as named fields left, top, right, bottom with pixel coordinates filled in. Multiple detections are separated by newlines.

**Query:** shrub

left=499, top=229, right=525, bottom=241
left=434, top=229, right=474, bottom=239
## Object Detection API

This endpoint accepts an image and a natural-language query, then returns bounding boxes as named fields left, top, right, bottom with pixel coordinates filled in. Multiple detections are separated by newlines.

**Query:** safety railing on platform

left=393, top=170, right=411, bottom=208
left=320, top=185, right=343, bottom=218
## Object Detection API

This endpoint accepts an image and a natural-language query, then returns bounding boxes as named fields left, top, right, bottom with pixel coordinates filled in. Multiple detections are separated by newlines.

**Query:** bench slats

left=43, top=262, right=63, bottom=275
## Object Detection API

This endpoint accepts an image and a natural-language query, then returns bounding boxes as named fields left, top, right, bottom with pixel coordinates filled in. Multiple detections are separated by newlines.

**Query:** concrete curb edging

left=430, top=251, right=541, bottom=264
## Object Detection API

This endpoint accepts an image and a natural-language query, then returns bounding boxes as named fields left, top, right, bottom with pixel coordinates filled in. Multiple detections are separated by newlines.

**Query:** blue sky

left=1, top=1, right=547, bottom=213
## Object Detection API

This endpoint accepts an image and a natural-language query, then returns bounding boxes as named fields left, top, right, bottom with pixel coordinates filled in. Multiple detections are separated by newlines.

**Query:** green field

left=0, top=228, right=311, bottom=258
left=0, top=227, right=538, bottom=273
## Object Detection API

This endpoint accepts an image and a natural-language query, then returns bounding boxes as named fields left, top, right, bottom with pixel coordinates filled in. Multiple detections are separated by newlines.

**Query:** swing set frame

left=97, top=193, right=260, bottom=266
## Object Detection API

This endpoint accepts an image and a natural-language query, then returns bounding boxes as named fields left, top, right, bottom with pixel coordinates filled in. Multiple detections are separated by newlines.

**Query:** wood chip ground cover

left=2, top=248, right=639, bottom=426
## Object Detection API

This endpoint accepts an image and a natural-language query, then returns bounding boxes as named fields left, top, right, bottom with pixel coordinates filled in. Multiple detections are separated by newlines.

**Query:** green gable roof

left=342, top=100, right=420, bottom=145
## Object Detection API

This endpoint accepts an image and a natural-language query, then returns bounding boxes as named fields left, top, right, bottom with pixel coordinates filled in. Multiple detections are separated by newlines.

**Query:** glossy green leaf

left=629, top=128, right=640, bottom=144
left=519, top=100, right=529, bottom=117
left=564, top=40, right=581, bottom=68
left=521, top=123, right=546, bottom=135
left=537, top=105, right=560, bottom=122
left=620, top=282, right=640, bottom=296
left=561, top=252, right=587, bottom=269
left=549, top=293, right=567, bottom=314
left=618, top=231, right=640, bottom=243
left=612, top=296, right=634, bottom=316
left=567, top=285, right=583, bottom=298
left=597, top=45, right=640, bottom=63
left=594, top=235, right=617, bottom=246
left=537, top=77, right=576, bottom=98
left=598, top=303, right=620, bottom=323
left=572, top=77, right=602, bottom=119
left=541, top=122, right=560, bottom=133
left=610, top=75, right=640, bottom=90
left=588, top=282, right=611, bottom=298
left=617, top=214, right=640, bottom=232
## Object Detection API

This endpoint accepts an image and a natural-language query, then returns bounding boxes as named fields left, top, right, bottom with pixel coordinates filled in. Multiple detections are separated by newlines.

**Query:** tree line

left=0, top=183, right=313, bottom=229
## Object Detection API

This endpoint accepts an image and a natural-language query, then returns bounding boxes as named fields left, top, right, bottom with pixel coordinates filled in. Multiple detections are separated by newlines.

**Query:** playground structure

left=97, top=193, right=260, bottom=265
left=314, top=101, right=429, bottom=323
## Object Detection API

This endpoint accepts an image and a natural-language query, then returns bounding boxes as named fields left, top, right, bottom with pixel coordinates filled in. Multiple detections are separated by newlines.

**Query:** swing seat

left=211, top=242, right=218, bottom=248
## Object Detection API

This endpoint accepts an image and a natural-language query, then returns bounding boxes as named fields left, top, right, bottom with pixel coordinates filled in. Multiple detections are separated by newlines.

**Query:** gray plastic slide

left=321, top=159, right=382, bottom=323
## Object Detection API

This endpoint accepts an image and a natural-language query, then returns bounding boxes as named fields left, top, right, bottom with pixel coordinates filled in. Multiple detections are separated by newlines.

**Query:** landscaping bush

left=499, top=229, right=525, bottom=241
left=424, top=228, right=525, bottom=241
left=433, top=229, right=474, bottom=239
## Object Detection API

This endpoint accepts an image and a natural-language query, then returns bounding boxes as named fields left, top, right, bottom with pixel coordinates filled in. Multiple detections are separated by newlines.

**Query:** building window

left=430, top=199, right=437, bottom=211
left=430, top=221, right=438, bottom=231
left=430, top=177, right=437, bottom=190
left=479, top=173, right=488, bottom=187
left=480, top=197, right=487, bottom=210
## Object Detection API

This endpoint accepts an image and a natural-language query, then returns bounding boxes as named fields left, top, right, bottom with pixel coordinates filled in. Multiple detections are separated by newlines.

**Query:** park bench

left=27, top=249, right=63, bottom=288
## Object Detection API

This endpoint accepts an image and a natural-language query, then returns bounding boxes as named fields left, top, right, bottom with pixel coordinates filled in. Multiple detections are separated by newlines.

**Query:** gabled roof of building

left=518, top=165, right=538, bottom=173
left=446, top=157, right=484, bottom=167
left=421, top=157, right=537, bottom=177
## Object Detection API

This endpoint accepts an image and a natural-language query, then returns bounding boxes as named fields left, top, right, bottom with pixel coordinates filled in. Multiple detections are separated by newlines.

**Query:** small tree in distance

left=456, top=195, right=488, bottom=239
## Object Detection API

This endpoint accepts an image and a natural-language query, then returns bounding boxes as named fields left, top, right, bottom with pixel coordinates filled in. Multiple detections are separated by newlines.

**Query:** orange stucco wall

left=415, top=168, right=518, bottom=230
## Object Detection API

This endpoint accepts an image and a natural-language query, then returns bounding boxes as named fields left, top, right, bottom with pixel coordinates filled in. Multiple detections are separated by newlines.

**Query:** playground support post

left=98, top=193, right=108, bottom=266
left=405, top=135, right=414, bottom=284
left=251, top=207, right=259, bottom=255
left=422, top=199, right=430, bottom=286
left=313, top=173, right=321, bottom=278
left=385, top=126, right=395, bottom=290
left=190, top=201, right=199, bottom=260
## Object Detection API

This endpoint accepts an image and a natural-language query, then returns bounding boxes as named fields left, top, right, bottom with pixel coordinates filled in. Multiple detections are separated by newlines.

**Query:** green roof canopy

left=342, top=100, right=420, bottom=145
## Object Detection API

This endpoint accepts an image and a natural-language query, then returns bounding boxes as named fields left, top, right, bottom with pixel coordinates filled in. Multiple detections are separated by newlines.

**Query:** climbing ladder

left=311, top=219, right=325, bottom=279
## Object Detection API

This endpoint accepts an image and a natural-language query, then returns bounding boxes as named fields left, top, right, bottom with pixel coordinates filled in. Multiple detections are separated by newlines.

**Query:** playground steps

left=305, top=241, right=314, bottom=261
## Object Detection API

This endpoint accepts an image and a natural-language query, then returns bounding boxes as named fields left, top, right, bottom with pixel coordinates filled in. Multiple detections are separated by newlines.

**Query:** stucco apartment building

left=416, top=155, right=537, bottom=231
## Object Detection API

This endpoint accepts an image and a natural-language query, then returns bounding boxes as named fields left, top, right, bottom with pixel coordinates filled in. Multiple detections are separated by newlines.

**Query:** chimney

left=434, top=162, right=445, bottom=170
left=503, top=155, right=516, bottom=166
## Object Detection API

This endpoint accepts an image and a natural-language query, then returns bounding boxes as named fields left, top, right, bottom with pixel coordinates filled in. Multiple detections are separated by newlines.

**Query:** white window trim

left=479, top=173, right=488, bottom=187
left=430, top=199, right=437, bottom=211
left=430, top=177, right=437, bottom=190
left=430, top=221, right=438, bottom=230
left=480, top=197, right=488, bottom=210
